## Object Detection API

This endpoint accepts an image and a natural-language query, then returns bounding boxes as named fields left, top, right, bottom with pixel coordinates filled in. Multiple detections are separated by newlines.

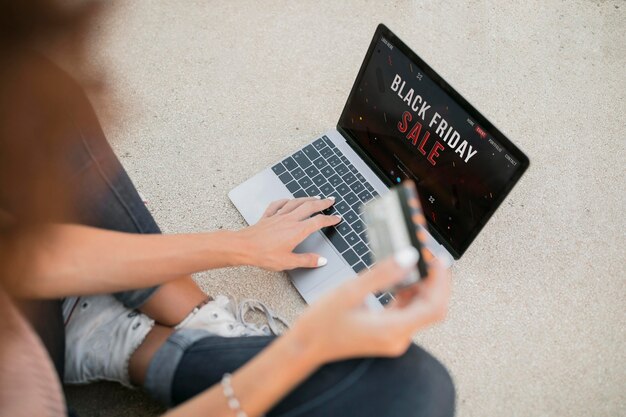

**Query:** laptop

left=229, top=24, right=529, bottom=309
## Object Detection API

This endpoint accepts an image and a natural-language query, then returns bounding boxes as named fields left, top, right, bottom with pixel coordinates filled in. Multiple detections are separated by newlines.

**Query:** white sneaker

left=175, top=295, right=288, bottom=337
left=63, top=295, right=154, bottom=387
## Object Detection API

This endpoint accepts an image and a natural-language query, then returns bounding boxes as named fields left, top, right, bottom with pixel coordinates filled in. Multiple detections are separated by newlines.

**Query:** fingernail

left=317, top=257, right=328, bottom=267
left=314, top=196, right=322, bottom=199
left=394, top=247, right=419, bottom=269
left=335, top=214, right=342, bottom=222
left=327, top=196, right=335, bottom=201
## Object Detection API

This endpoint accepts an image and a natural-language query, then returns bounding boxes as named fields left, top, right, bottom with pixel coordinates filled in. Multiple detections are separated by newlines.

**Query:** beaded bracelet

left=221, top=373, right=248, bottom=417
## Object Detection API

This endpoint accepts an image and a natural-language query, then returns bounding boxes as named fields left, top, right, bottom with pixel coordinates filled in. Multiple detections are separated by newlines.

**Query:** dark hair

left=0, top=0, right=98, bottom=52
left=0, top=0, right=101, bottom=279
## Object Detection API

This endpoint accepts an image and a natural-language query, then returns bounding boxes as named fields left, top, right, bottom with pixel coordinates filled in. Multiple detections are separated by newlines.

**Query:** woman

left=0, top=1, right=454, bottom=416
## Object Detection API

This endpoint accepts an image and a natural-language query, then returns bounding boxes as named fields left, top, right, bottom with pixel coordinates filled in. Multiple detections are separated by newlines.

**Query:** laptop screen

left=338, top=25, right=529, bottom=258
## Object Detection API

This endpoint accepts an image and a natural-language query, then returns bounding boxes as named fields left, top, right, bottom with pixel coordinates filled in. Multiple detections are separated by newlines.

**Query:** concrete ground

left=64, top=1, right=625, bottom=416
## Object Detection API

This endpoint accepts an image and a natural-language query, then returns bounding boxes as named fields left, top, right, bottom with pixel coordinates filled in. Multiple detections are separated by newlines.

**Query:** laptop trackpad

left=289, top=231, right=345, bottom=293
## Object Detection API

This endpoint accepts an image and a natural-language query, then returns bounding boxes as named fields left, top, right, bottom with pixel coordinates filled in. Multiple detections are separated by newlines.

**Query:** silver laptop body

left=229, top=128, right=454, bottom=309
left=229, top=23, right=529, bottom=308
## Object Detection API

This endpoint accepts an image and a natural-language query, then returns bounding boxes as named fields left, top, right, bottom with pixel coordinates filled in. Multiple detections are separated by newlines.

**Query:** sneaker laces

left=177, top=295, right=289, bottom=336
left=234, top=298, right=290, bottom=336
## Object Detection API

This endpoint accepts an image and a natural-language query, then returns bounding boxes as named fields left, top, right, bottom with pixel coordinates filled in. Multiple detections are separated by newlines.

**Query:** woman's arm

left=1, top=197, right=339, bottom=298
left=1, top=224, right=244, bottom=298
left=166, top=250, right=450, bottom=417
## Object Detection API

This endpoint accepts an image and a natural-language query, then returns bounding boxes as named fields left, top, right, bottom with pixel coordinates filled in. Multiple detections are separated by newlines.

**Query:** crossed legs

left=37, top=60, right=454, bottom=415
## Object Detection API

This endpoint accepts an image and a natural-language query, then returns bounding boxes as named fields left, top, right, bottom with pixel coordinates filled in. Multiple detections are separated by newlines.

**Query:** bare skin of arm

left=1, top=197, right=340, bottom=299
left=3, top=225, right=247, bottom=298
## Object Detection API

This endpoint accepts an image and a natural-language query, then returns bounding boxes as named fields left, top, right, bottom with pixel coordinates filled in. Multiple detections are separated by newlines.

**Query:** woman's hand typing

left=235, top=197, right=341, bottom=271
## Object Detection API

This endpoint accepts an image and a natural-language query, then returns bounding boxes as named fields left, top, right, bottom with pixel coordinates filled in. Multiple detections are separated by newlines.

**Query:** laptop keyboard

left=272, top=135, right=395, bottom=306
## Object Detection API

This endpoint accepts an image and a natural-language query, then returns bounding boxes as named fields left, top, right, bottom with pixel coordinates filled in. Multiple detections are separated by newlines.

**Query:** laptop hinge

left=336, top=126, right=395, bottom=189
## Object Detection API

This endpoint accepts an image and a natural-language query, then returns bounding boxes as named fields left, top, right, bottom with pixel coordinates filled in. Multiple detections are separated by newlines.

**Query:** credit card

left=362, top=180, right=429, bottom=288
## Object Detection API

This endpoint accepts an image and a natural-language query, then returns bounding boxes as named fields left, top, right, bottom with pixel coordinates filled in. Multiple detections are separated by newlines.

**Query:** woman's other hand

left=235, top=197, right=341, bottom=271
left=288, top=247, right=451, bottom=365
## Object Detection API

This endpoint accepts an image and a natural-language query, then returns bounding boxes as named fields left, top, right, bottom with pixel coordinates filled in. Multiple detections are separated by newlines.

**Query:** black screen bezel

left=337, top=24, right=530, bottom=259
